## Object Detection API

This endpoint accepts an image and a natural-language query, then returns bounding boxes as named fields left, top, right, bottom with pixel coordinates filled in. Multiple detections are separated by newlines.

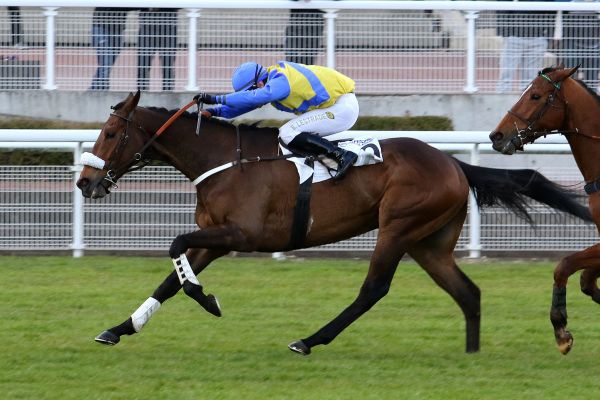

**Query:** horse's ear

left=567, top=65, right=580, bottom=78
left=557, top=61, right=565, bottom=69
left=132, top=90, right=141, bottom=108
left=554, top=65, right=580, bottom=83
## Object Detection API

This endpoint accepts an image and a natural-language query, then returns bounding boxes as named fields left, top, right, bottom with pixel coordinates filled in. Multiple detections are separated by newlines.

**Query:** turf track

left=1, top=256, right=598, bottom=399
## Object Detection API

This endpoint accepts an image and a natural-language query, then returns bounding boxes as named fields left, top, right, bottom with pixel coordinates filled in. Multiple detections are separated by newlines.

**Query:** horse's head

left=77, top=91, right=148, bottom=198
left=489, top=66, right=579, bottom=155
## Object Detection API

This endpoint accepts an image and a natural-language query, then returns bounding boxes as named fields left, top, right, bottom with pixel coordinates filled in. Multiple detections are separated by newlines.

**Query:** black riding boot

left=287, top=132, right=358, bottom=180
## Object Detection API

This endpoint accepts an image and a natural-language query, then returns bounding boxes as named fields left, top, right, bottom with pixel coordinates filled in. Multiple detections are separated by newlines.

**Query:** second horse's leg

left=580, top=268, right=600, bottom=304
left=94, top=248, right=227, bottom=345
left=550, top=244, right=600, bottom=354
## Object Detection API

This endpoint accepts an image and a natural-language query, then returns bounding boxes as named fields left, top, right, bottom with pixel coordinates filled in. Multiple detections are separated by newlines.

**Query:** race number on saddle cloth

left=282, top=137, right=384, bottom=184
left=194, top=61, right=360, bottom=180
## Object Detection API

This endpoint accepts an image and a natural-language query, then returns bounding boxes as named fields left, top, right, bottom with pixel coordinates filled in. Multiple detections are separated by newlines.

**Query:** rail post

left=186, top=8, right=200, bottom=91
left=323, top=9, right=338, bottom=69
left=42, top=7, right=58, bottom=90
left=468, top=143, right=481, bottom=258
left=463, top=10, right=478, bottom=93
left=72, top=142, right=84, bottom=257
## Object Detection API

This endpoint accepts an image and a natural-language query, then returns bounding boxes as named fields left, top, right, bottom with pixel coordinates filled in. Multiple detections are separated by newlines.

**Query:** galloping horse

left=78, top=91, right=591, bottom=355
left=490, top=66, right=600, bottom=354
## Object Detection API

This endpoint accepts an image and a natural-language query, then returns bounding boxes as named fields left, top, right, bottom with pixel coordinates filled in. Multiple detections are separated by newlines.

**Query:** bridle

left=83, top=100, right=297, bottom=191
left=505, top=72, right=576, bottom=150
left=83, top=100, right=199, bottom=189
left=100, top=111, right=155, bottom=188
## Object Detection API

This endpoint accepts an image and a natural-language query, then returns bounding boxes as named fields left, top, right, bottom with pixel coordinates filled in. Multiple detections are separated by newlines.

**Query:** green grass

left=1, top=256, right=599, bottom=399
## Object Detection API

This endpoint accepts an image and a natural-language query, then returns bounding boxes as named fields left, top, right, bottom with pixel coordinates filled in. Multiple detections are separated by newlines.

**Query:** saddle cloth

left=281, top=137, right=384, bottom=183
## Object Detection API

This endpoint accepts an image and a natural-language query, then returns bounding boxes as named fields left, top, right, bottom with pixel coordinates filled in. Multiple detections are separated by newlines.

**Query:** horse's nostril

left=77, top=177, right=89, bottom=189
left=490, top=131, right=504, bottom=142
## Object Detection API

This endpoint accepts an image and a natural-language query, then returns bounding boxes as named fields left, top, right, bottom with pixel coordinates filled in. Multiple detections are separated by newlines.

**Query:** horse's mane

left=144, top=106, right=279, bottom=135
left=111, top=100, right=278, bottom=134
left=541, top=66, right=600, bottom=105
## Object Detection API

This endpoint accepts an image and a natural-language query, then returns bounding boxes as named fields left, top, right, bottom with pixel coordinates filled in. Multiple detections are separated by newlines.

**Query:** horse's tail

left=454, top=158, right=593, bottom=223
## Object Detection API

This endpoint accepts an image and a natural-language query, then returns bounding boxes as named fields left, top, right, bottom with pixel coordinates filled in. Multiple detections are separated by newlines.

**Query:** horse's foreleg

left=551, top=244, right=600, bottom=354
left=580, top=269, right=600, bottom=304
left=94, top=248, right=226, bottom=346
left=167, top=225, right=249, bottom=316
left=289, top=233, right=404, bottom=356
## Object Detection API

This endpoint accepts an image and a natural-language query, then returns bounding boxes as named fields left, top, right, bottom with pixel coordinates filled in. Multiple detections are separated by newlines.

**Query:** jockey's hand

left=200, top=110, right=212, bottom=119
left=193, top=92, right=217, bottom=105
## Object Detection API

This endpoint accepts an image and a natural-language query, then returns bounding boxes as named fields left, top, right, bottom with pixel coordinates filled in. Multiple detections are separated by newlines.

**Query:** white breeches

left=278, top=93, right=360, bottom=145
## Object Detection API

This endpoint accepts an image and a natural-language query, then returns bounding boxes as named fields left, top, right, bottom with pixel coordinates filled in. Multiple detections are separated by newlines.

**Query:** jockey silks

left=207, top=61, right=355, bottom=118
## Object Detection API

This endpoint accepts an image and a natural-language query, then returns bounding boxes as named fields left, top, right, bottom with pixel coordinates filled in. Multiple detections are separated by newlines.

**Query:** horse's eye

left=531, top=93, right=541, bottom=100
left=105, top=131, right=116, bottom=139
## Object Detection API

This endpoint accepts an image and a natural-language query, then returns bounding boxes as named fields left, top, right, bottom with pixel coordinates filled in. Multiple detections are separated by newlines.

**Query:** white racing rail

left=1, top=129, right=594, bottom=258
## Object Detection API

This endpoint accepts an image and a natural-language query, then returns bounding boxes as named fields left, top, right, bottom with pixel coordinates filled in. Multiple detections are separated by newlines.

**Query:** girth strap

left=584, top=179, right=600, bottom=195
left=288, top=156, right=315, bottom=249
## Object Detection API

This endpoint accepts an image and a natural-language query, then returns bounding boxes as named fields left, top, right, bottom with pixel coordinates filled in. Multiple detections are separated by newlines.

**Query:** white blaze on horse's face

left=518, top=83, right=533, bottom=102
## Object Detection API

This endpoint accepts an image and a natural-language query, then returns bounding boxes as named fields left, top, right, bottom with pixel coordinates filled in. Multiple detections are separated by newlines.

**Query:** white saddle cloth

left=281, top=137, right=384, bottom=183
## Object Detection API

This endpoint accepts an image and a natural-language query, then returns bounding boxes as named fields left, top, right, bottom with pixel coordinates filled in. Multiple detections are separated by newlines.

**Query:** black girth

left=288, top=156, right=315, bottom=249
left=584, top=179, right=600, bottom=195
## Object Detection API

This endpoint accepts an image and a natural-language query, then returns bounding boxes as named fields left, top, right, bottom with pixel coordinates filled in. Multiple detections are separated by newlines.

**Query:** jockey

left=193, top=61, right=359, bottom=180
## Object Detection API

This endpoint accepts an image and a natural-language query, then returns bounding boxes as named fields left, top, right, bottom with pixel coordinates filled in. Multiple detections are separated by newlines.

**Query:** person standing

left=137, top=8, right=179, bottom=91
left=285, top=4, right=324, bottom=65
left=8, top=6, right=24, bottom=47
left=560, top=0, right=600, bottom=90
left=496, top=0, right=556, bottom=92
left=90, top=7, right=134, bottom=91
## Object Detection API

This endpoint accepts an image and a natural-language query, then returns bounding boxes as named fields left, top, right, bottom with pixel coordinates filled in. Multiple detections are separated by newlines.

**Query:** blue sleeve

left=216, top=71, right=291, bottom=110
left=206, top=104, right=257, bottom=119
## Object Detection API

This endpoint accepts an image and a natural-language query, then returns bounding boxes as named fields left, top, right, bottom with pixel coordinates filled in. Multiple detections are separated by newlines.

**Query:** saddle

left=281, top=136, right=384, bottom=184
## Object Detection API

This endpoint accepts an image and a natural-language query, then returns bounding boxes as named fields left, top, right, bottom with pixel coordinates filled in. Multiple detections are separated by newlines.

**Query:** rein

left=82, top=100, right=296, bottom=189
left=134, top=100, right=198, bottom=158
left=83, top=101, right=197, bottom=189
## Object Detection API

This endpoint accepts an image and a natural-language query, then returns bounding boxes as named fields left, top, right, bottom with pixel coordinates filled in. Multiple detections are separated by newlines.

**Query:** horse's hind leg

left=94, top=248, right=227, bottom=346
left=409, top=242, right=481, bottom=353
left=288, top=228, right=404, bottom=355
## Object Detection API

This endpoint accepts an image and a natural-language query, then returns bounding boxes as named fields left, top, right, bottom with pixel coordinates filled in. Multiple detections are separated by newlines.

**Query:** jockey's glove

left=193, top=93, right=217, bottom=105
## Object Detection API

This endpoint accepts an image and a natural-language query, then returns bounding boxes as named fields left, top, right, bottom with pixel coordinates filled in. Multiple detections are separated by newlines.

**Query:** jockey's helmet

left=232, top=62, right=267, bottom=92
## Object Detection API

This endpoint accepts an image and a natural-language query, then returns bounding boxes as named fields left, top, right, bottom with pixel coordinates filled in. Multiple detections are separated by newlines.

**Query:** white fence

left=0, top=129, right=597, bottom=257
left=0, top=1, right=600, bottom=93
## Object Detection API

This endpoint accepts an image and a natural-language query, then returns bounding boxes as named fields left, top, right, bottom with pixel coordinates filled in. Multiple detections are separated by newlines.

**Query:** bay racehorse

left=490, top=66, right=600, bottom=354
left=77, top=91, right=591, bottom=355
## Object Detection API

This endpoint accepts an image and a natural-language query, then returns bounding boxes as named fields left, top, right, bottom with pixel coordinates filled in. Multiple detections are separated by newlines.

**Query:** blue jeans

left=497, top=36, right=548, bottom=92
left=90, top=26, right=122, bottom=90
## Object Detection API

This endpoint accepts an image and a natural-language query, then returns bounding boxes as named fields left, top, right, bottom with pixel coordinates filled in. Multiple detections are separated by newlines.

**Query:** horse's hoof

left=94, top=330, right=120, bottom=346
left=206, top=294, right=222, bottom=317
left=288, top=340, right=311, bottom=356
left=556, top=331, right=574, bottom=355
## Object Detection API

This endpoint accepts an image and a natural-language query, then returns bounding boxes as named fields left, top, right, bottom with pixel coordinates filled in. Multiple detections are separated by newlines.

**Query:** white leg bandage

left=131, top=297, right=161, bottom=332
left=173, top=254, right=200, bottom=286
left=80, top=152, right=106, bottom=170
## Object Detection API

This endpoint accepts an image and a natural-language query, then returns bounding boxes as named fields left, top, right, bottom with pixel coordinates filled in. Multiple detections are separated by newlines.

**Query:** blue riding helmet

left=232, top=62, right=267, bottom=92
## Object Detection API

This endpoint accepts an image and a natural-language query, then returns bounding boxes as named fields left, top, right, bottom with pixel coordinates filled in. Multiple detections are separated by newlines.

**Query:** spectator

left=8, top=7, right=24, bottom=47
left=496, top=0, right=556, bottom=92
left=285, top=1, right=324, bottom=65
left=560, top=0, right=600, bottom=90
left=137, top=8, right=179, bottom=91
left=90, top=7, right=135, bottom=91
